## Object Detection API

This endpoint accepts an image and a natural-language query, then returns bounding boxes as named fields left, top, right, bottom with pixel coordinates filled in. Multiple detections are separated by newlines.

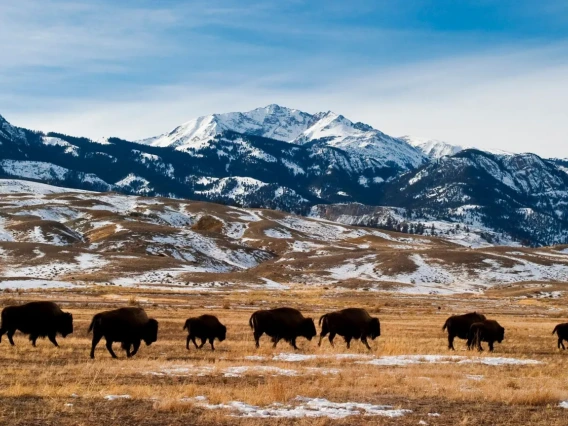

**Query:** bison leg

left=488, top=341, right=494, bottom=352
left=198, top=338, right=206, bottom=349
left=209, top=338, right=215, bottom=351
left=105, top=339, right=118, bottom=359
left=7, top=329, right=15, bottom=346
left=290, top=337, right=298, bottom=350
left=559, top=338, right=565, bottom=350
left=344, top=336, right=352, bottom=349
left=130, top=340, right=141, bottom=357
left=272, top=336, right=281, bottom=348
left=186, top=335, right=191, bottom=350
left=47, top=333, right=59, bottom=348
left=124, top=343, right=132, bottom=357
left=361, top=336, right=371, bottom=351
left=328, top=332, right=336, bottom=347
left=253, top=331, right=263, bottom=348
left=0, top=327, right=5, bottom=343
left=30, top=334, right=38, bottom=347
left=191, top=336, right=199, bottom=349
left=90, top=333, right=103, bottom=359
left=448, top=334, right=455, bottom=350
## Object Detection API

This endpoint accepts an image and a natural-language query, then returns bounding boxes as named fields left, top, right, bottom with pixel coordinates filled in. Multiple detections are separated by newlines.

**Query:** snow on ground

left=268, top=353, right=540, bottom=366
left=264, top=228, right=292, bottom=239
left=0, top=279, right=77, bottom=290
left=104, top=395, right=131, bottom=401
left=363, top=355, right=541, bottom=367
left=146, top=365, right=338, bottom=378
left=187, top=395, right=411, bottom=419
left=75, top=253, right=108, bottom=270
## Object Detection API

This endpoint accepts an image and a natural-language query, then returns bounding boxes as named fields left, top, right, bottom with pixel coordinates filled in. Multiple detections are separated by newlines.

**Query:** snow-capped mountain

left=401, top=136, right=465, bottom=159
left=139, top=105, right=427, bottom=170
left=1, top=108, right=568, bottom=246
left=401, top=136, right=513, bottom=159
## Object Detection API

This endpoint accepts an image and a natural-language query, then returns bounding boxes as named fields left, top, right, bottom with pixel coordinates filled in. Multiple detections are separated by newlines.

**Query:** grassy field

left=0, top=286, right=567, bottom=425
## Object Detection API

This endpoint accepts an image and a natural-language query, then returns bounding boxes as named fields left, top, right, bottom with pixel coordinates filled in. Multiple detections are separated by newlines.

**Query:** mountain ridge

left=0, top=107, right=567, bottom=247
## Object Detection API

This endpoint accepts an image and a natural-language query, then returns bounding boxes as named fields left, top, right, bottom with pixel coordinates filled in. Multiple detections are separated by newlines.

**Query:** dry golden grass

left=0, top=287, right=568, bottom=425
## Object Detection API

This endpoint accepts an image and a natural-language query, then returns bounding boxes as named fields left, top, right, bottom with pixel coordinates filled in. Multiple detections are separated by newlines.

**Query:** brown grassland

left=1, top=285, right=568, bottom=425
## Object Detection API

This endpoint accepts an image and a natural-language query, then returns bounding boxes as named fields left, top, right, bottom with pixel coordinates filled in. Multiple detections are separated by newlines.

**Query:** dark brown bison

left=442, top=312, right=486, bottom=350
left=88, top=307, right=158, bottom=359
left=552, top=323, right=568, bottom=349
left=0, top=301, right=73, bottom=347
left=183, top=314, right=226, bottom=351
left=318, top=308, right=380, bottom=350
left=249, top=307, right=316, bottom=349
left=467, top=319, right=505, bottom=352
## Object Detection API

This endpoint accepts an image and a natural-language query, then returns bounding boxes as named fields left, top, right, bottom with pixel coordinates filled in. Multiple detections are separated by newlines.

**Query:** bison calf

left=318, top=308, right=380, bottom=350
left=442, top=312, right=486, bottom=350
left=552, top=323, right=568, bottom=349
left=0, top=301, right=73, bottom=347
left=88, top=307, right=158, bottom=359
left=467, top=319, right=505, bottom=352
left=184, top=314, right=226, bottom=351
left=249, top=307, right=316, bottom=350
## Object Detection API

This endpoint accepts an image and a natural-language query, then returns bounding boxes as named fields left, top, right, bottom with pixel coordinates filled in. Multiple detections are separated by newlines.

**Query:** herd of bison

left=1, top=302, right=568, bottom=358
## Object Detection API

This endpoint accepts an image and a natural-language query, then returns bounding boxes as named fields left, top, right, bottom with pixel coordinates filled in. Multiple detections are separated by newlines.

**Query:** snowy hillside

left=3, top=179, right=568, bottom=295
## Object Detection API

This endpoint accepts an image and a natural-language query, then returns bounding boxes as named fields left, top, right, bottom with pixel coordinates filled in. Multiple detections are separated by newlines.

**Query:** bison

left=249, top=307, right=316, bottom=349
left=0, top=301, right=73, bottom=347
left=318, top=308, right=380, bottom=350
left=552, top=323, right=568, bottom=349
left=442, top=312, right=486, bottom=350
left=183, top=314, right=226, bottom=351
left=88, top=307, right=158, bottom=359
left=467, top=319, right=505, bottom=352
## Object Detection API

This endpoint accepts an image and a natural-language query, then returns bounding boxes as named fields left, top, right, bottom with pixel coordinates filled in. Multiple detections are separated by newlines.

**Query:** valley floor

left=1, top=286, right=567, bottom=425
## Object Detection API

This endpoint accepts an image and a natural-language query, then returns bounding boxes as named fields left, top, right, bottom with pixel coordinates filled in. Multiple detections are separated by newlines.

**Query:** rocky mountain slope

left=2, top=179, right=568, bottom=295
left=1, top=107, right=567, bottom=246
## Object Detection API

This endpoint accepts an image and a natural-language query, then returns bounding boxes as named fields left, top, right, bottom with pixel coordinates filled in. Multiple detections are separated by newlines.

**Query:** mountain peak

left=135, top=105, right=426, bottom=170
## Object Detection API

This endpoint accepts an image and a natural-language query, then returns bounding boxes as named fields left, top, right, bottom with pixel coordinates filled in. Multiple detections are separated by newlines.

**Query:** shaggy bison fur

left=249, top=307, right=316, bottom=349
left=467, top=319, right=505, bottom=352
left=552, top=323, right=568, bottom=349
left=88, top=307, right=158, bottom=359
left=0, top=301, right=73, bottom=347
left=318, top=308, right=380, bottom=350
left=442, top=312, right=486, bottom=350
left=183, top=314, right=226, bottom=351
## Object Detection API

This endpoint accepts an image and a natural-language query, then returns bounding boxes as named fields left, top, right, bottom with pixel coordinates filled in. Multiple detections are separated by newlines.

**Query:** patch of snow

left=104, top=395, right=131, bottom=401
left=191, top=395, right=411, bottom=419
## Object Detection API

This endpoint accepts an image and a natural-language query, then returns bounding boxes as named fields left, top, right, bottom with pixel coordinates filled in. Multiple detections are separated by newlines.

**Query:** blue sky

left=1, top=0, right=568, bottom=156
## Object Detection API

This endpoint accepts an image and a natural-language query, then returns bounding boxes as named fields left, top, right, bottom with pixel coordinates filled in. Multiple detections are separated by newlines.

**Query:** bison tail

left=183, top=320, right=189, bottom=331
left=442, top=319, right=449, bottom=331
left=318, top=314, right=327, bottom=327
left=249, top=313, right=256, bottom=330
left=553, top=325, right=559, bottom=335
left=87, top=314, right=100, bottom=334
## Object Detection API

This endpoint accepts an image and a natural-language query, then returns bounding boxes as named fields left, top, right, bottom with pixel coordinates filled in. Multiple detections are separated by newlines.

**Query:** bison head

left=497, top=326, right=505, bottom=343
left=300, top=318, right=317, bottom=341
left=369, top=317, right=381, bottom=339
left=143, top=318, right=159, bottom=345
left=58, top=312, right=73, bottom=337
left=218, top=324, right=227, bottom=342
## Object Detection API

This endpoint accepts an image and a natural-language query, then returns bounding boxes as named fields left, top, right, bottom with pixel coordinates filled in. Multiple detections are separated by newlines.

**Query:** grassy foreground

left=0, top=285, right=567, bottom=425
